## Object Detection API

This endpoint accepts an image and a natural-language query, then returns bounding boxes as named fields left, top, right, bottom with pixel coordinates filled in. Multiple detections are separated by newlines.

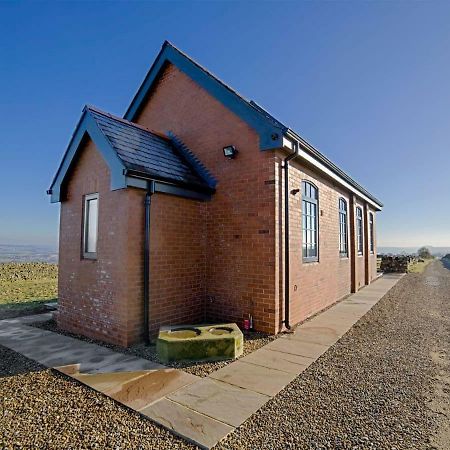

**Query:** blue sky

left=1, top=1, right=449, bottom=248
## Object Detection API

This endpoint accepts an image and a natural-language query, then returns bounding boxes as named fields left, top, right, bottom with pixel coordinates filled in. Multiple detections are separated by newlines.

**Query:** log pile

left=379, top=255, right=417, bottom=273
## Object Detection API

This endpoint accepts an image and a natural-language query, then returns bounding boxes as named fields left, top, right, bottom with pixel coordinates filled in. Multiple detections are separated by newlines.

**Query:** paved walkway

left=143, top=274, right=404, bottom=448
left=0, top=274, right=403, bottom=449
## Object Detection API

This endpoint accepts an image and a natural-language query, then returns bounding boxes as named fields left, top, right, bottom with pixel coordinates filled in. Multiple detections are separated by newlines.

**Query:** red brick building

left=48, top=42, right=382, bottom=347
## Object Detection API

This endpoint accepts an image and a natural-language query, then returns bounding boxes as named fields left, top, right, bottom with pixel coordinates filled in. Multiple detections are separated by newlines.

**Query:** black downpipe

left=143, top=180, right=155, bottom=345
left=283, top=146, right=298, bottom=330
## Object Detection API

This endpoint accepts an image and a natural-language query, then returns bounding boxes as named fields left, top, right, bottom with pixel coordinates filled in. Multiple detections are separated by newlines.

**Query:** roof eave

left=48, top=108, right=127, bottom=203
left=284, top=130, right=383, bottom=211
left=124, top=168, right=215, bottom=195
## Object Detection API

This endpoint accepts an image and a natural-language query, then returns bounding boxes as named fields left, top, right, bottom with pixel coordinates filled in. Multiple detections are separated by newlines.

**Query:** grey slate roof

left=87, top=106, right=212, bottom=191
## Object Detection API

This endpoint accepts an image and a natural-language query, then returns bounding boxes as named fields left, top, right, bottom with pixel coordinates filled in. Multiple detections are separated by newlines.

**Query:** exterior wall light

left=223, top=145, right=238, bottom=159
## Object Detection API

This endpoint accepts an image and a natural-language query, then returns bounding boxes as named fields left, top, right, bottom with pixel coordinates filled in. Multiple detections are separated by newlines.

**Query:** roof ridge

left=126, top=41, right=286, bottom=135
left=162, top=42, right=288, bottom=130
left=85, top=105, right=170, bottom=141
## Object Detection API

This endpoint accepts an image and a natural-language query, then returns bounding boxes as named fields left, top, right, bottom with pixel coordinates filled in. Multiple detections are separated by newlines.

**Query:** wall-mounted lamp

left=223, top=145, right=238, bottom=159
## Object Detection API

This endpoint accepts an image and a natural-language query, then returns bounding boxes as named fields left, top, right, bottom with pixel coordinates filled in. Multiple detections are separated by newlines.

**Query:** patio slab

left=72, top=368, right=198, bottom=411
left=240, top=348, right=313, bottom=374
left=0, top=323, right=165, bottom=374
left=167, top=378, right=270, bottom=427
left=282, top=329, right=340, bottom=347
left=209, top=360, right=296, bottom=396
left=141, top=398, right=234, bottom=449
left=265, top=337, right=329, bottom=359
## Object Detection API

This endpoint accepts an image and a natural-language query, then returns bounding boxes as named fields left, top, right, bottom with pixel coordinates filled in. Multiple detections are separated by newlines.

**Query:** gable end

left=124, top=41, right=286, bottom=151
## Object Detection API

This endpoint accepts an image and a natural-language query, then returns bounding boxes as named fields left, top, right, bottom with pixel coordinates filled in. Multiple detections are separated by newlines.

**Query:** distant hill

left=378, top=246, right=450, bottom=256
left=0, top=244, right=58, bottom=263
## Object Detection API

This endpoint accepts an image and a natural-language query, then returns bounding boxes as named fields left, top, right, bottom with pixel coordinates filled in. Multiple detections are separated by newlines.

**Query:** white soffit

left=282, top=136, right=382, bottom=210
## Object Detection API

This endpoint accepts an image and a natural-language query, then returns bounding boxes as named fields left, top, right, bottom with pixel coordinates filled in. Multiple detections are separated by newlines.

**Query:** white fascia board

left=282, top=136, right=382, bottom=211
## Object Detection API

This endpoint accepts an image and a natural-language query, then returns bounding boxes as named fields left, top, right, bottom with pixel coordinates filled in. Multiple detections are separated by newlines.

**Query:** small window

left=369, top=213, right=374, bottom=253
left=339, top=198, right=348, bottom=257
left=356, top=206, right=363, bottom=255
left=83, top=193, right=99, bottom=258
left=302, top=181, right=318, bottom=261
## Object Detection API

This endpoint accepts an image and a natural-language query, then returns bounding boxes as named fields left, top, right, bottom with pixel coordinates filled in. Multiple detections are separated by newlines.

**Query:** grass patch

left=0, top=263, right=58, bottom=318
left=408, top=258, right=434, bottom=274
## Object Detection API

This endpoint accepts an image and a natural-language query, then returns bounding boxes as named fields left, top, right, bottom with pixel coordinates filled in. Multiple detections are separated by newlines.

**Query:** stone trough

left=156, top=323, right=243, bottom=363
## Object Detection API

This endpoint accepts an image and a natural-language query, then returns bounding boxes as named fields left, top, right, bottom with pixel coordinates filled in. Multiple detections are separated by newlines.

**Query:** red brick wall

left=280, top=154, right=352, bottom=328
left=57, top=139, right=145, bottom=346
left=57, top=63, right=380, bottom=344
left=148, top=194, right=207, bottom=335
left=355, top=200, right=366, bottom=290
left=134, top=63, right=279, bottom=334
left=368, top=207, right=378, bottom=281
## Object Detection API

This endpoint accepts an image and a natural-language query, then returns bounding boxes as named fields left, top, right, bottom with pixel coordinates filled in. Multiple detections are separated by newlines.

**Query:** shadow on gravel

left=0, top=345, right=45, bottom=377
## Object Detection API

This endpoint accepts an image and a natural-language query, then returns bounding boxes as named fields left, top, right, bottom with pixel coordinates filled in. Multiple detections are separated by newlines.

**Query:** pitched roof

left=88, top=107, right=212, bottom=189
left=48, top=106, right=214, bottom=203
left=124, top=41, right=383, bottom=209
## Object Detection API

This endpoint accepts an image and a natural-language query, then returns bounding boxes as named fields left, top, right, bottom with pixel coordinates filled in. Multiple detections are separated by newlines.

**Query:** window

left=302, top=181, right=318, bottom=261
left=339, top=198, right=348, bottom=257
left=356, top=206, right=363, bottom=255
left=369, top=213, right=374, bottom=253
left=83, top=193, right=99, bottom=258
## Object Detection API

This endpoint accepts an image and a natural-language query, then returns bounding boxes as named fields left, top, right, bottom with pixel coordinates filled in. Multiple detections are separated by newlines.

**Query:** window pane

left=302, top=183, right=319, bottom=260
left=86, top=198, right=98, bottom=253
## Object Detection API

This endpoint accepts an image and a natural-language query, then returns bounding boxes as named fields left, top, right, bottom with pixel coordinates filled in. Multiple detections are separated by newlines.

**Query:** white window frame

left=83, top=193, right=99, bottom=259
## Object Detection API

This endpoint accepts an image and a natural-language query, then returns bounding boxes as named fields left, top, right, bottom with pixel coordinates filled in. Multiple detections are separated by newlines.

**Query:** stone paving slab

left=73, top=368, right=198, bottom=411
left=0, top=323, right=164, bottom=373
left=209, top=360, right=296, bottom=396
left=240, top=347, right=313, bottom=374
left=167, top=378, right=270, bottom=427
left=265, top=337, right=329, bottom=359
left=1, top=312, right=53, bottom=325
left=89, top=354, right=165, bottom=373
left=141, top=398, right=234, bottom=450
left=281, top=329, right=340, bottom=347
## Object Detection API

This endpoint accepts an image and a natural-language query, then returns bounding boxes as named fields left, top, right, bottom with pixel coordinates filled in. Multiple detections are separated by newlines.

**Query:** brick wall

left=57, top=63, right=380, bottom=345
left=148, top=194, right=207, bottom=335
left=135, top=63, right=279, bottom=334
left=58, top=139, right=145, bottom=346
left=368, top=207, right=378, bottom=281
left=355, top=200, right=366, bottom=291
left=279, top=154, right=352, bottom=328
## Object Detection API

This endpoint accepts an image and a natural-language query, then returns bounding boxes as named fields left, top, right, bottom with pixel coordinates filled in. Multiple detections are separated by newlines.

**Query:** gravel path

left=0, top=346, right=196, bottom=449
left=33, top=320, right=276, bottom=377
left=218, top=260, right=450, bottom=450
left=2, top=262, right=448, bottom=449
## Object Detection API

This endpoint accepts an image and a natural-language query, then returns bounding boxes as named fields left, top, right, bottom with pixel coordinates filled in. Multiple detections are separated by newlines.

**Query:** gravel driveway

left=1, top=261, right=449, bottom=449
left=217, top=260, right=450, bottom=449
left=0, top=348, right=196, bottom=449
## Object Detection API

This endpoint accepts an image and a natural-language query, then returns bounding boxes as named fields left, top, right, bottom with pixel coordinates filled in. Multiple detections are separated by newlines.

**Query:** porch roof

left=48, top=106, right=215, bottom=203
